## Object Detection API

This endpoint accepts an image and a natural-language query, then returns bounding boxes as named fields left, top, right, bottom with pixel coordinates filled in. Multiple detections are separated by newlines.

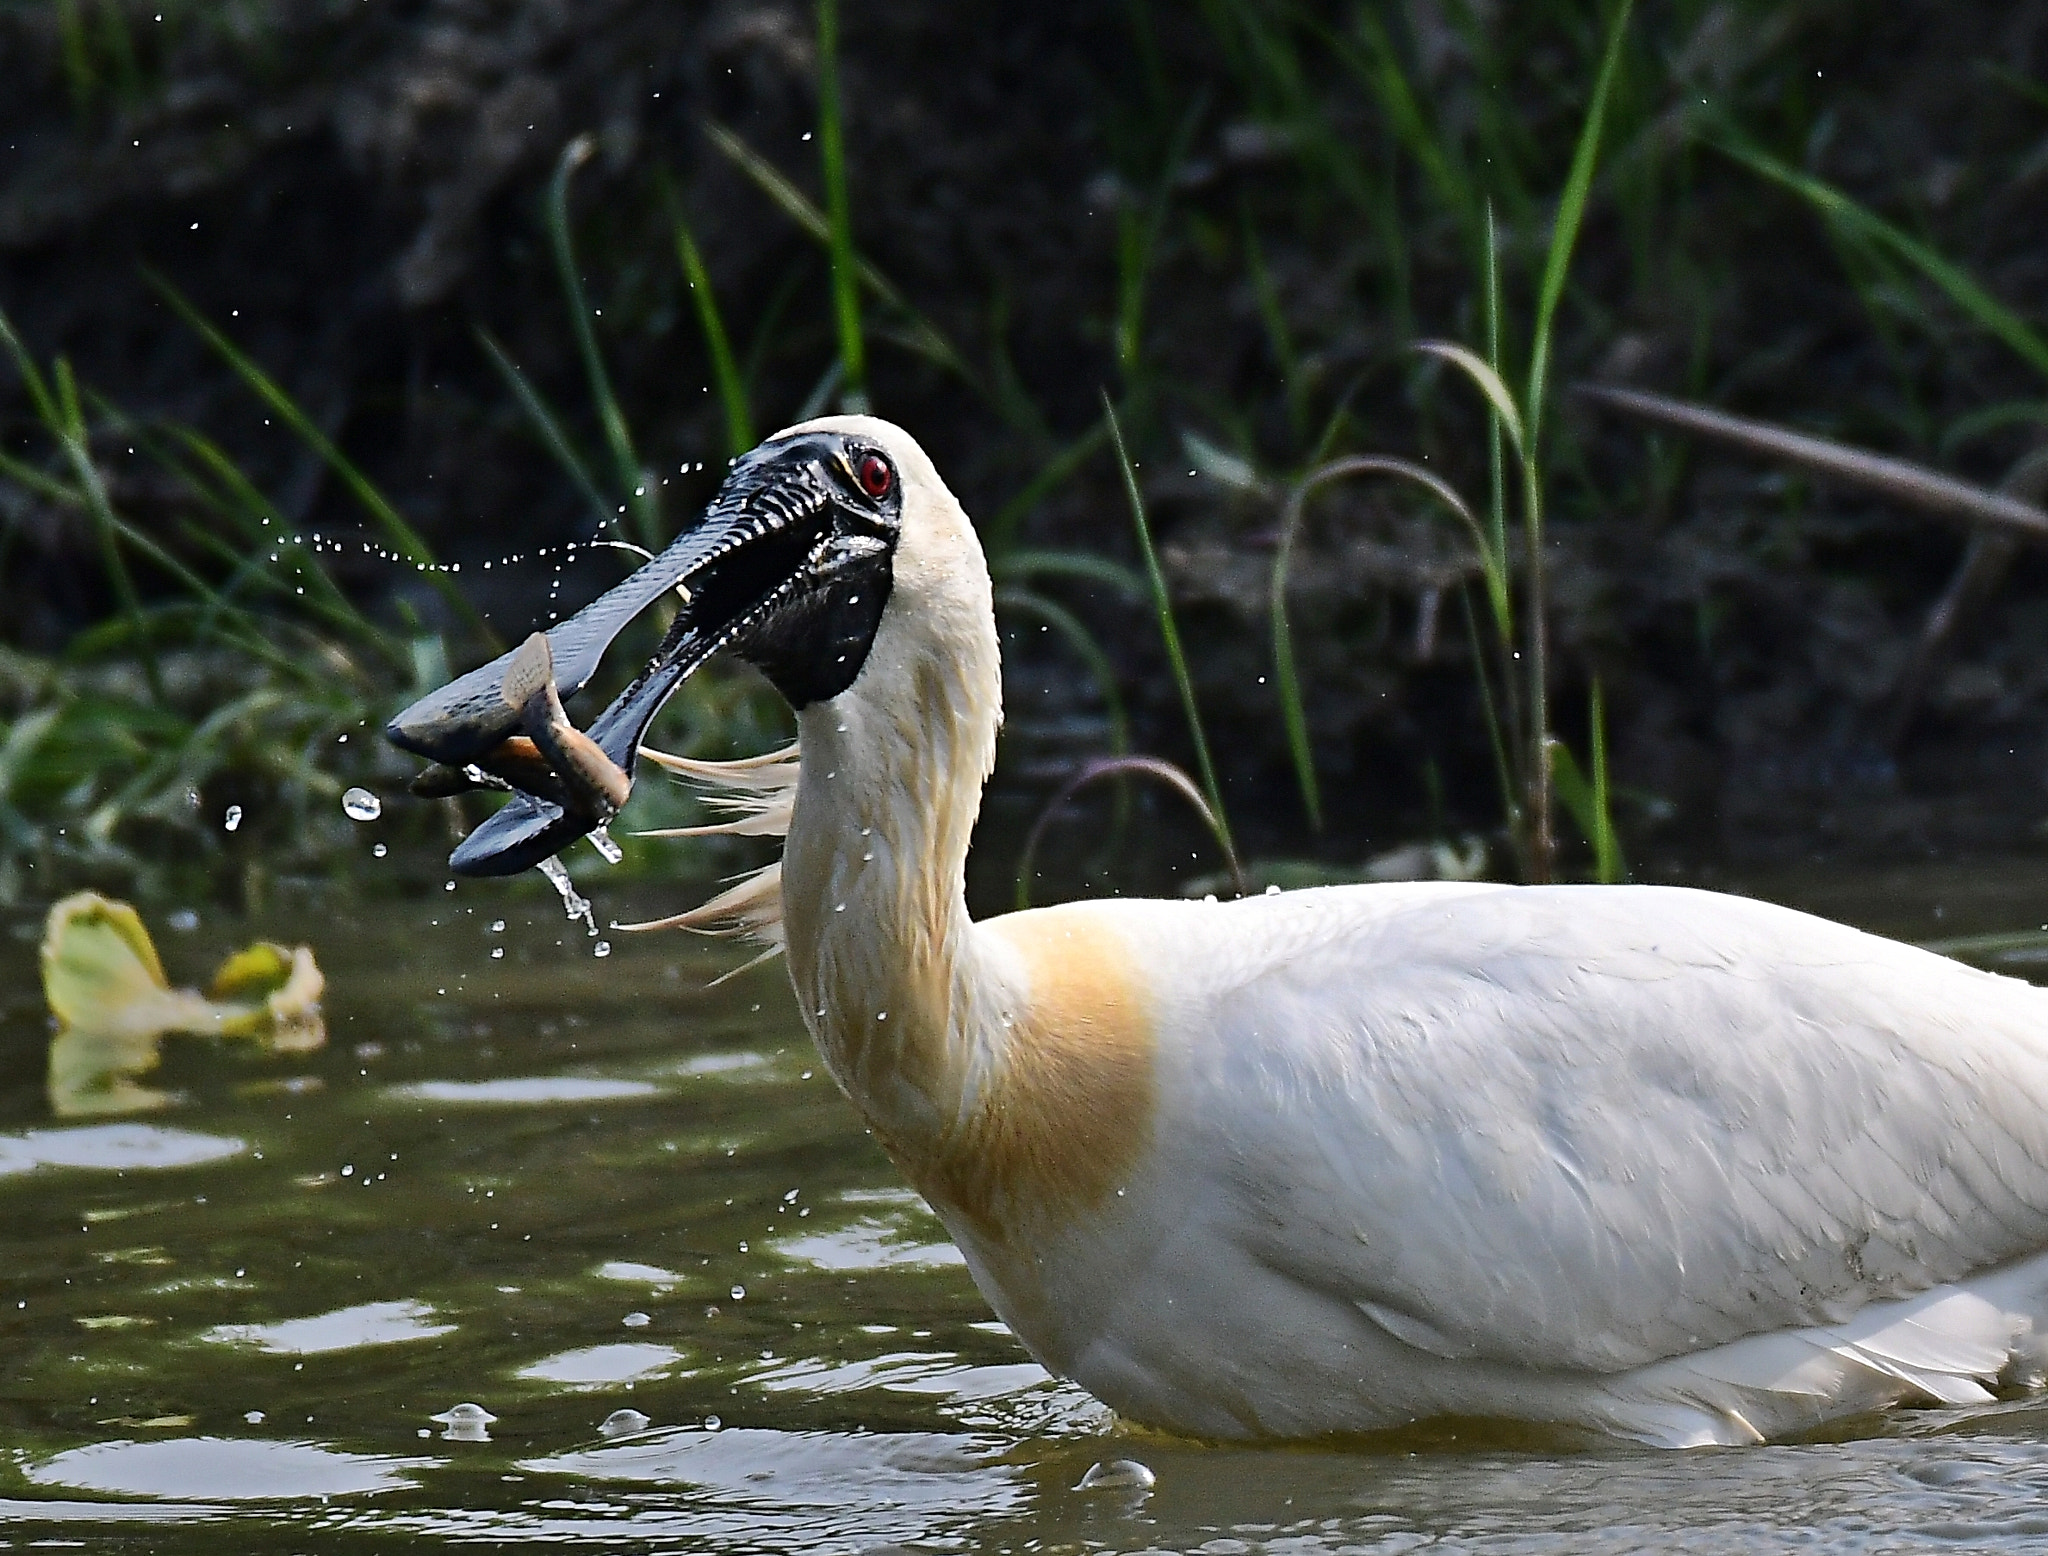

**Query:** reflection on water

left=0, top=1122, right=244, bottom=1175
left=517, top=1342, right=685, bottom=1386
left=27, top=1437, right=433, bottom=1499
left=392, top=1076, right=658, bottom=1104
left=7, top=864, right=2048, bottom=1550
left=203, top=1299, right=455, bottom=1354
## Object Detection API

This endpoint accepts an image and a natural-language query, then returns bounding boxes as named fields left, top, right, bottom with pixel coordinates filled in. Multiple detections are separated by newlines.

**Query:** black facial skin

left=384, top=427, right=902, bottom=876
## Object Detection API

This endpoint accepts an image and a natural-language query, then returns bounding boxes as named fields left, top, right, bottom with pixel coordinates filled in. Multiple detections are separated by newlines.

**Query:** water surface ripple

left=5, top=865, right=2048, bottom=1551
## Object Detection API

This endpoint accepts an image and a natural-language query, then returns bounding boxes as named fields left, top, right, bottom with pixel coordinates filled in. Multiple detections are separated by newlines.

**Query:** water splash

left=599, top=1408, right=650, bottom=1438
left=537, top=857, right=597, bottom=936
left=588, top=825, right=623, bottom=865
left=430, top=1403, right=496, bottom=1443
left=1075, top=1459, right=1156, bottom=1492
left=342, top=787, right=382, bottom=822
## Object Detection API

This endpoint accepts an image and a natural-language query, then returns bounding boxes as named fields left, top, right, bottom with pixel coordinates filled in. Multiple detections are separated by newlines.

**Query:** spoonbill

left=391, top=416, right=2048, bottom=1447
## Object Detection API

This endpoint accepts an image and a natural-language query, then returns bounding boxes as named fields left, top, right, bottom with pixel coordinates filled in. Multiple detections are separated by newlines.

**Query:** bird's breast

left=899, top=905, right=1160, bottom=1245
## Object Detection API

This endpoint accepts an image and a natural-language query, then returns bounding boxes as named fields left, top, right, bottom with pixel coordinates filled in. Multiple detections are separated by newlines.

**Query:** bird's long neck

left=778, top=564, right=1009, bottom=1159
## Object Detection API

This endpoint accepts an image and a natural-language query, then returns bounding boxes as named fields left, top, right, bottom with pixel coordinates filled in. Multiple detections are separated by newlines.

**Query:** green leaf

left=1712, top=131, right=2048, bottom=385
left=40, top=891, right=329, bottom=1116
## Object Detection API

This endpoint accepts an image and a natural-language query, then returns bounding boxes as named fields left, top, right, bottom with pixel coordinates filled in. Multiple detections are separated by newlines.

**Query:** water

left=341, top=787, right=382, bottom=823
left=537, top=857, right=598, bottom=937
left=10, top=862, right=2048, bottom=1550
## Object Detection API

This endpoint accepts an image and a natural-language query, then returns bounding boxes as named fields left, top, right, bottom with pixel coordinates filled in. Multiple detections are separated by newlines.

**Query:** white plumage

left=642, top=416, right=2048, bottom=1447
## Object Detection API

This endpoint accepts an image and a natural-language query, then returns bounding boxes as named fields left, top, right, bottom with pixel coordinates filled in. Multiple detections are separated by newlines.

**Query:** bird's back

left=959, top=883, right=2048, bottom=1441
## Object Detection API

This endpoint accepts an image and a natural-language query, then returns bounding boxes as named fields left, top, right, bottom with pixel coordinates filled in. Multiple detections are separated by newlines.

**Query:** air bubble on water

left=588, top=825, right=623, bottom=865
left=621, top=1311, right=650, bottom=1328
left=537, top=857, right=598, bottom=935
left=1075, top=1459, right=1156, bottom=1492
left=600, top=1408, right=650, bottom=1438
left=729, top=1285, right=745, bottom=1302
left=373, top=843, right=388, bottom=858
left=223, top=804, right=243, bottom=832
left=431, top=1402, right=496, bottom=1442
left=342, top=787, right=382, bottom=822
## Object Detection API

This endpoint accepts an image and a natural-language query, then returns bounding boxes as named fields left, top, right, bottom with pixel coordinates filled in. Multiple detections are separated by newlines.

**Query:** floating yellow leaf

left=39, top=892, right=327, bottom=1117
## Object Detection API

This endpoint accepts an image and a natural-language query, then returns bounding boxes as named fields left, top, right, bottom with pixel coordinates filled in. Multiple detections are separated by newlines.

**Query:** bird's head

left=386, top=416, right=975, bottom=876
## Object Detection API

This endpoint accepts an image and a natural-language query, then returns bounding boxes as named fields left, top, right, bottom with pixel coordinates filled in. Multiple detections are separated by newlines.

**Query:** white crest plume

left=613, top=740, right=798, bottom=966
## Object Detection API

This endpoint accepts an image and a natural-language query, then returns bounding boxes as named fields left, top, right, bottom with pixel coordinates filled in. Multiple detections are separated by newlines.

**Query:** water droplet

left=621, top=1311, right=650, bottom=1328
left=431, top=1402, right=497, bottom=1442
left=729, top=1285, right=745, bottom=1302
left=372, top=842, right=389, bottom=858
left=490, top=947, right=505, bottom=960
left=1075, top=1459, right=1155, bottom=1492
left=166, top=909, right=199, bottom=932
left=342, top=787, right=381, bottom=821
left=489, top=920, right=506, bottom=934
left=244, top=1409, right=265, bottom=1424
left=341, top=1164, right=354, bottom=1177
left=223, top=804, right=243, bottom=832
left=594, top=940, right=612, bottom=958
left=703, top=1414, right=722, bottom=1431
left=538, top=857, right=597, bottom=935
left=600, top=1408, right=649, bottom=1438
left=1265, top=883, right=1281, bottom=895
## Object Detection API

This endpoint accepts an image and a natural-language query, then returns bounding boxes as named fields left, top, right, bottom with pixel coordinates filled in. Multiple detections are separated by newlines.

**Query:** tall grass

left=1244, top=0, right=1635, bottom=881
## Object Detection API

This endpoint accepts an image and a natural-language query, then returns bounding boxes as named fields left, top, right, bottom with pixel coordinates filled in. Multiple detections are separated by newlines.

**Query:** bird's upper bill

left=385, top=422, right=905, bottom=876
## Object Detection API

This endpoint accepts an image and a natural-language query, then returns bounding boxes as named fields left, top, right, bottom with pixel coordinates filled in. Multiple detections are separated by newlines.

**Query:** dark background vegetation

left=6, top=0, right=2048, bottom=907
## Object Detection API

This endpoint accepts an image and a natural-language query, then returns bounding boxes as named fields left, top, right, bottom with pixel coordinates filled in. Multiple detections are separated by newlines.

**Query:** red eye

left=856, top=453, right=893, bottom=499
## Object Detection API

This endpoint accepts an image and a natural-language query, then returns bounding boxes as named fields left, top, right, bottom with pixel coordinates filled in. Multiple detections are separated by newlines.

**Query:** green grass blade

left=1013, top=754, right=1241, bottom=911
left=1712, top=132, right=2048, bottom=384
left=1525, top=0, right=1633, bottom=445
left=474, top=325, right=614, bottom=534
left=666, top=196, right=756, bottom=456
left=1270, top=584, right=1321, bottom=830
left=815, top=0, right=866, bottom=412
left=1459, top=584, right=1522, bottom=836
left=703, top=121, right=977, bottom=390
left=547, top=137, right=654, bottom=546
left=1416, top=340, right=1526, bottom=458
left=143, top=273, right=489, bottom=642
left=991, top=548, right=1147, bottom=601
left=1269, top=454, right=1494, bottom=831
left=1103, top=393, right=1234, bottom=861
left=1544, top=686, right=1625, bottom=883
left=36, top=350, right=158, bottom=700
left=1483, top=201, right=1512, bottom=639
left=982, top=421, right=1109, bottom=556
left=994, top=586, right=1132, bottom=758
left=1589, top=677, right=1623, bottom=883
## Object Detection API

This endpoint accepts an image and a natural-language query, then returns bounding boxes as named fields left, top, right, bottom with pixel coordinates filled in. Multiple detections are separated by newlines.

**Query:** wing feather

left=1165, top=884, right=2048, bottom=1373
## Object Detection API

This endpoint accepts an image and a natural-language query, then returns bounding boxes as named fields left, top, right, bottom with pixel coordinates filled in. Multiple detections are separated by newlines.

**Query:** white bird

left=391, top=415, right=2048, bottom=1448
